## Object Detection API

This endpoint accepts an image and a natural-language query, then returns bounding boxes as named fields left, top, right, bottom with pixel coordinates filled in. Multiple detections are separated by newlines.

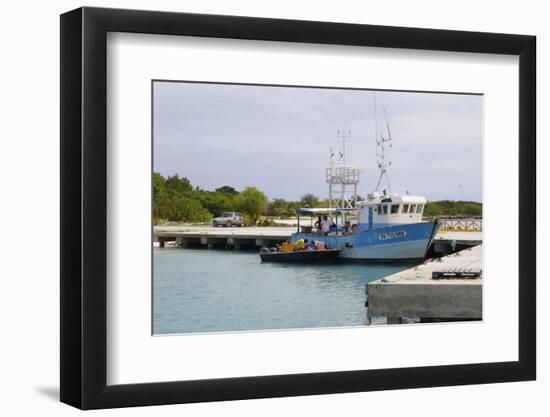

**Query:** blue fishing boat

left=292, top=199, right=440, bottom=262
left=290, top=102, right=440, bottom=262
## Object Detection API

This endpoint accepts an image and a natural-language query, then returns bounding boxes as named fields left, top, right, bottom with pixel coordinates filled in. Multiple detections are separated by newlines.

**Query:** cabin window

left=382, top=205, right=388, bottom=215
left=391, top=204, right=399, bottom=214
left=410, top=204, right=416, bottom=213
left=402, top=204, right=409, bottom=213
left=416, top=204, right=423, bottom=214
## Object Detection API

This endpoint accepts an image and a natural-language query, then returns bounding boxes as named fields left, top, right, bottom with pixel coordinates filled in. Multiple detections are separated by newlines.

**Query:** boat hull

left=260, top=249, right=342, bottom=263
left=292, top=221, right=440, bottom=262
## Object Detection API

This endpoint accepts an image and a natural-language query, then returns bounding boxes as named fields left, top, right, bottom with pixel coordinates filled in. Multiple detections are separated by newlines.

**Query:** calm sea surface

left=153, top=248, right=412, bottom=334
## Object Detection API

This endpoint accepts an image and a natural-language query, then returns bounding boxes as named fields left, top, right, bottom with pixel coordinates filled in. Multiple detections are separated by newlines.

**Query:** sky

left=153, top=81, right=483, bottom=202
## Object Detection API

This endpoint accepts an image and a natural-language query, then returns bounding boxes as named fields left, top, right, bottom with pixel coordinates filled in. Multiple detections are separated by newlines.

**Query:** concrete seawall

left=367, top=244, right=483, bottom=324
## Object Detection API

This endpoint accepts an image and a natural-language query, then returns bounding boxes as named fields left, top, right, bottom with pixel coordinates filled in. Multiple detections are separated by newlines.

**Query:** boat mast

left=337, top=129, right=351, bottom=166
left=374, top=94, right=392, bottom=193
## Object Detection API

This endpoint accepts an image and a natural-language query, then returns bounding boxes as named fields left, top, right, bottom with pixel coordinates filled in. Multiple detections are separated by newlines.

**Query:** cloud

left=153, top=81, right=482, bottom=202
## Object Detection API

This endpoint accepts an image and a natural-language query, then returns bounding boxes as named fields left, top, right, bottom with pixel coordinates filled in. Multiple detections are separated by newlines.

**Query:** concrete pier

left=154, top=226, right=292, bottom=249
left=154, top=225, right=482, bottom=254
left=366, top=244, right=482, bottom=324
left=428, top=231, right=482, bottom=257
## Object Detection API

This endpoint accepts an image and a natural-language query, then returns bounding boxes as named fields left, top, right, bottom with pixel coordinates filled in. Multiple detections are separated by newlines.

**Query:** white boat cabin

left=356, top=191, right=426, bottom=227
left=295, top=190, right=427, bottom=236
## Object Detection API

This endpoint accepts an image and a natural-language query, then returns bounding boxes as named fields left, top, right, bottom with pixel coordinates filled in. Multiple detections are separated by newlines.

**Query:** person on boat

left=321, top=216, right=330, bottom=236
left=293, top=239, right=304, bottom=251
left=314, top=216, right=322, bottom=235
left=307, top=240, right=316, bottom=250
left=343, top=221, right=353, bottom=235
left=281, top=241, right=293, bottom=252
left=293, top=238, right=309, bottom=251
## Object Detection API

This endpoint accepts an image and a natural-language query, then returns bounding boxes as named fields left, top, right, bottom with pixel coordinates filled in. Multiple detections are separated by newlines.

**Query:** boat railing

left=423, top=217, right=483, bottom=231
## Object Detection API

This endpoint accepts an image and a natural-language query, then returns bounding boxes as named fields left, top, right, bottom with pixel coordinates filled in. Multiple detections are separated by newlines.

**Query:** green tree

left=153, top=173, right=213, bottom=223
left=215, top=185, right=239, bottom=196
left=153, top=172, right=165, bottom=197
left=267, top=198, right=290, bottom=217
left=196, top=191, right=234, bottom=217
left=235, top=187, right=268, bottom=225
left=155, top=188, right=211, bottom=222
left=287, top=200, right=302, bottom=216
left=423, top=200, right=482, bottom=217
left=153, top=173, right=166, bottom=223
left=170, top=193, right=211, bottom=222
left=300, top=193, right=319, bottom=208
left=164, top=174, right=193, bottom=194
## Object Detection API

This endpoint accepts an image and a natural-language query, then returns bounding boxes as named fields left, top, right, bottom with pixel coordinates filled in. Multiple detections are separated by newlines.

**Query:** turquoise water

left=153, top=249, right=412, bottom=334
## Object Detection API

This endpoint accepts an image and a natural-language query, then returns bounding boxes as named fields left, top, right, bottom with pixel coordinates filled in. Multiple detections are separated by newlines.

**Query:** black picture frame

left=60, top=6, right=536, bottom=410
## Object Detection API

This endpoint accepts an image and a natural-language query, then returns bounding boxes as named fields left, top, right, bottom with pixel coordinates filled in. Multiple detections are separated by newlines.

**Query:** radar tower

left=326, top=129, right=362, bottom=208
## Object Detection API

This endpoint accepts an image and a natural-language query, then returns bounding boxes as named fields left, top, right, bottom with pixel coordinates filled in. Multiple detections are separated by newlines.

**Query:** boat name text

left=378, top=231, right=407, bottom=241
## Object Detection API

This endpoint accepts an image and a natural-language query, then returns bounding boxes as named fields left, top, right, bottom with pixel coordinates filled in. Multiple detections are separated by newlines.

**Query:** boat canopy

left=297, top=207, right=357, bottom=215
left=296, top=207, right=357, bottom=235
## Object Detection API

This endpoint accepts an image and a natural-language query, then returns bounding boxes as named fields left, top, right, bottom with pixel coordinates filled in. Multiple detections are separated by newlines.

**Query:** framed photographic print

left=60, top=6, right=536, bottom=409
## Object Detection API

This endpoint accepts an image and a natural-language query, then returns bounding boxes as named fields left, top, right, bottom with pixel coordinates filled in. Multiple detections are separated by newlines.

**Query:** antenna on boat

left=374, top=96, right=392, bottom=193
left=374, top=93, right=378, bottom=148
left=383, top=106, right=392, bottom=142
left=337, top=129, right=351, bottom=165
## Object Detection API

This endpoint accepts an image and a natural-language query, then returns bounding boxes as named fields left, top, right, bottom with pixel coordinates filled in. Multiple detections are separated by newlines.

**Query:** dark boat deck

left=259, top=248, right=342, bottom=263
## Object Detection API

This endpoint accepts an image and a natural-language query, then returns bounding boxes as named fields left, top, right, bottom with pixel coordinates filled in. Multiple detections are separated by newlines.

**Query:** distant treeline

left=423, top=200, right=482, bottom=217
left=153, top=173, right=332, bottom=225
left=153, top=173, right=481, bottom=224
